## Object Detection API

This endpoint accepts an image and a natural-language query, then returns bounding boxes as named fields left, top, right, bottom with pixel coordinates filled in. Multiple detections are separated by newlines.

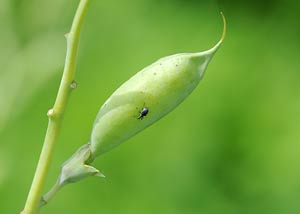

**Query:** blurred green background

left=1, top=0, right=300, bottom=213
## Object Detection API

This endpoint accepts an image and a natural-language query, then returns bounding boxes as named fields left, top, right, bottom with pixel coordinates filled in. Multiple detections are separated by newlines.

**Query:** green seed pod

left=48, top=14, right=226, bottom=192
left=90, top=13, right=226, bottom=157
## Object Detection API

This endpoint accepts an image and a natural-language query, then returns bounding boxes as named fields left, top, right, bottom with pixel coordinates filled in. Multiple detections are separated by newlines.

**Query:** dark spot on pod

left=138, top=107, right=149, bottom=120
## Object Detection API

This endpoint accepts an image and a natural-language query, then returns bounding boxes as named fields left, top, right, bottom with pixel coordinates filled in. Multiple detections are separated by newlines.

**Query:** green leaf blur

left=1, top=0, right=300, bottom=213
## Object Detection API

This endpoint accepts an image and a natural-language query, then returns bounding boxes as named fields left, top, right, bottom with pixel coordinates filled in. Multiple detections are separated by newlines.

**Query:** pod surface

left=90, top=14, right=226, bottom=157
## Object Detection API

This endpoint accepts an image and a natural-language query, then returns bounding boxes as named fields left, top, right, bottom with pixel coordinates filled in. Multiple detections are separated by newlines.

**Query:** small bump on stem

left=64, top=33, right=70, bottom=39
left=70, top=81, right=78, bottom=89
left=47, top=109, right=55, bottom=117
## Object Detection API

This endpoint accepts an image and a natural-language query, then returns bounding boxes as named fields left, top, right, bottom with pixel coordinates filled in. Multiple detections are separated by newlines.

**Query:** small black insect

left=138, top=106, right=149, bottom=120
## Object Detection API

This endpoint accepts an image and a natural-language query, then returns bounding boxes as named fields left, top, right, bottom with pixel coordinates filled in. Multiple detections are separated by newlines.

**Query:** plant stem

left=40, top=181, right=62, bottom=207
left=21, top=0, right=91, bottom=213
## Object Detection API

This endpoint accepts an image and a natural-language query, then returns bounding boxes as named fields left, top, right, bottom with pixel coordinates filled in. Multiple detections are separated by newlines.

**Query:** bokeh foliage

left=1, top=0, right=300, bottom=213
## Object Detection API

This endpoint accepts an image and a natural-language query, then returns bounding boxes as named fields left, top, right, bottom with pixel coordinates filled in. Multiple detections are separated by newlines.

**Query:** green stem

left=21, top=0, right=91, bottom=213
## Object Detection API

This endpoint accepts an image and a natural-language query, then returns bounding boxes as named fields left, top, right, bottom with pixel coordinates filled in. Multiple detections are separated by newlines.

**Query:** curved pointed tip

left=207, top=12, right=226, bottom=54
left=220, top=12, right=226, bottom=43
